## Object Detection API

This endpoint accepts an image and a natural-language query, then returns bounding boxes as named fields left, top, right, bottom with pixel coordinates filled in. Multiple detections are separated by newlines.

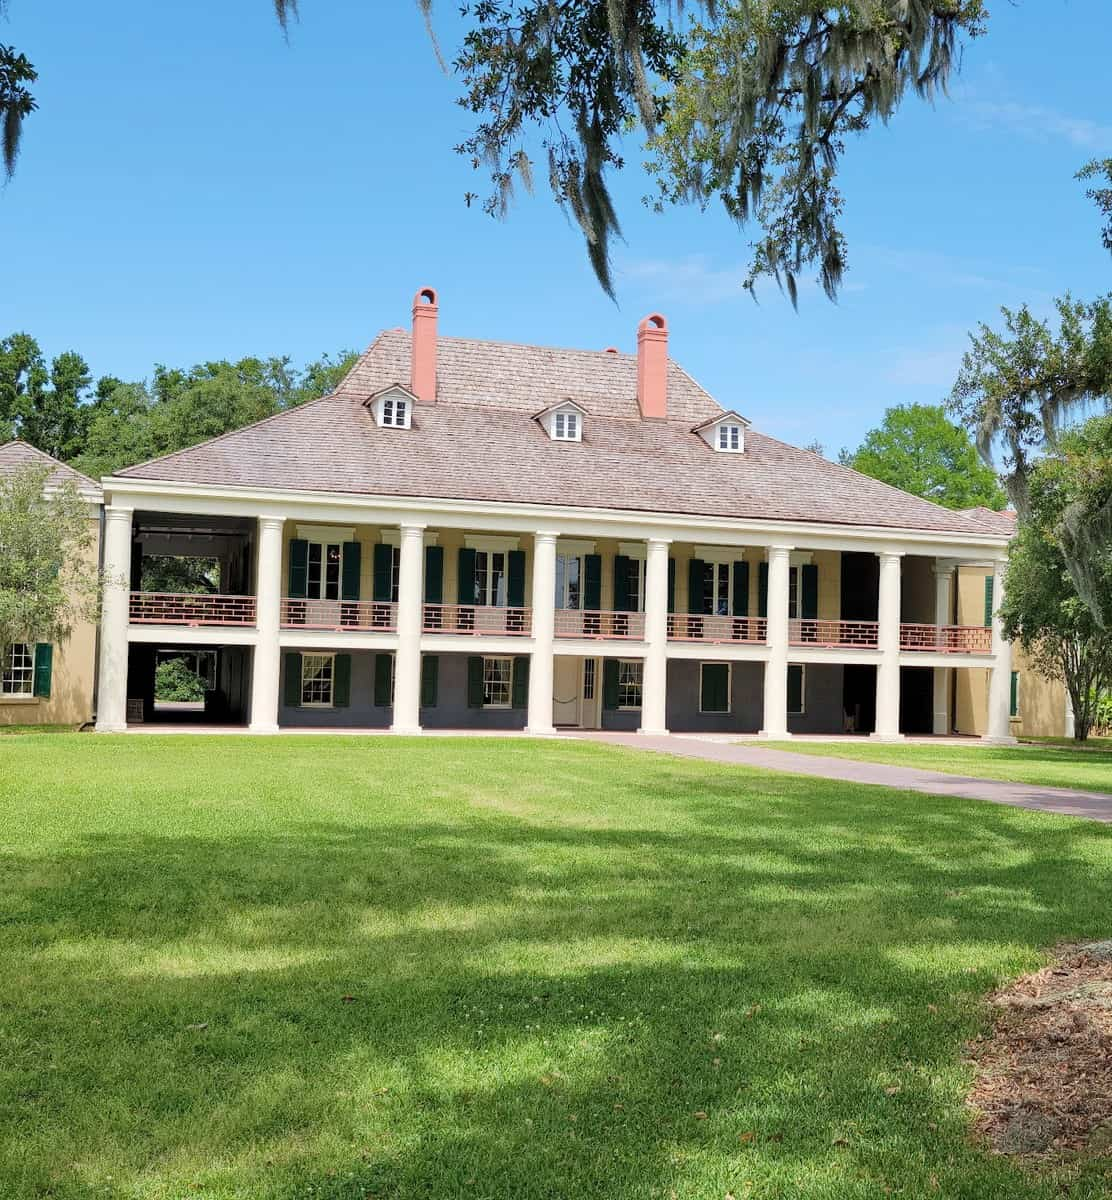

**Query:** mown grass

left=761, top=740, right=1112, bottom=794
left=2, top=734, right=1112, bottom=1199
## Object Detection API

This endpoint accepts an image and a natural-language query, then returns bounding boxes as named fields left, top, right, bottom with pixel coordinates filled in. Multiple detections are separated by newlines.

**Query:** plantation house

left=94, top=288, right=1030, bottom=740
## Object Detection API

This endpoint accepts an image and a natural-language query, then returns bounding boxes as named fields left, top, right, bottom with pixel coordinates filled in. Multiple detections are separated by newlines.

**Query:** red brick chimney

left=636, top=313, right=668, bottom=420
left=410, top=286, right=438, bottom=403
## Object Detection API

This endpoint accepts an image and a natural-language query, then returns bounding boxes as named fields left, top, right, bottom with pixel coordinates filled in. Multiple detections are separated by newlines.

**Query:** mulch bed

left=966, top=941, right=1112, bottom=1159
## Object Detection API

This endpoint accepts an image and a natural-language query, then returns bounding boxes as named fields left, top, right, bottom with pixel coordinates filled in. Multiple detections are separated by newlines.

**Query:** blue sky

left=2, top=1, right=1109, bottom=456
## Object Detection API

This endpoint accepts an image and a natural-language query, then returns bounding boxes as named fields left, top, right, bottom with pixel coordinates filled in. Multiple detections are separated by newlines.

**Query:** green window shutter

left=787, top=665, right=804, bottom=714
left=467, top=656, right=484, bottom=707
left=613, top=555, right=631, bottom=612
left=667, top=557, right=676, bottom=614
left=341, top=541, right=361, bottom=602
left=584, top=554, right=602, bottom=610
left=424, top=546, right=444, bottom=604
left=687, top=558, right=705, bottom=615
left=333, top=654, right=352, bottom=707
left=758, top=563, right=769, bottom=618
left=511, top=656, right=529, bottom=708
left=373, top=653, right=393, bottom=707
left=507, top=550, right=526, bottom=608
left=372, top=544, right=393, bottom=603
left=801, top=564, right=819, bottom=620
left=288, top=539, right=308, bottom=599
left=33, top=643, right=53, bottom=699
left=983, top=575, right=994, bottom=627
left=732, top=562, right=750, bottom=617
left=458, top=548, right=477, bottom=605
left=701, top=663, right=729, bottom=713
left=421, top=655, right=439, bottom=708
left=283, top=652, right=302, bottom=707
left=1010, top=670, right=1019, bottom=718
left=602, top=658, right=619, bottom=710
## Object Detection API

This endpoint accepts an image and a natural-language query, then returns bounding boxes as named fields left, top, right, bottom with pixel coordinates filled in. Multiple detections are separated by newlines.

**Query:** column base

left=981, top=734, right=1018, bottom=746
left=756, top=729, right=790, bottom=740
left=524, top=725, right=557, bottom=737
left=95, top=720, right=128, bottom=734
left=389, top=724, right=423, bottom=736
left=870, top=731, right=905, bottom=742
left=637, top=726, right=670, bottom=737
left=248, top=723, right=280, bottom=735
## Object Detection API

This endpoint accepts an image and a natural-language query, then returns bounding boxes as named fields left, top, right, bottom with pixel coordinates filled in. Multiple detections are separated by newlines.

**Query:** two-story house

left=94, top=288, right=1017, bottom=741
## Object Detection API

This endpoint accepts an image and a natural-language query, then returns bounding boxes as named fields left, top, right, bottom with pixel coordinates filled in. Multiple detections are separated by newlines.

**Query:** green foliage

left=1092, top=687, right=1112, bottom=736
left=839, top=403, right=1006, bottom=510
left=949, top=294, right=1112, bottom=517
left=997, top=418, right=1112, bottom=740
left=0, top=36, right=36, bottom=179
left=154, top=657, right=206, bottom=702
left=1078, top=157, right=1112, bottom=257
left=0, top=463, right=98, bottom=649
left=0, top=333, right=93, bottom=459
left=141, top=556, right=219, bottom=594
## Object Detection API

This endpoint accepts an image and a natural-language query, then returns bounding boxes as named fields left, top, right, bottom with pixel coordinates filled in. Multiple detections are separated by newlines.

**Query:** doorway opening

left=552, top=655, right=601, bottom=729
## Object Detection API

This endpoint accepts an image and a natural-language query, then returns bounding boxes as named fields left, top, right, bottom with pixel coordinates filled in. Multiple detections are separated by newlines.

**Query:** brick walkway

left=574, top=733, right=1112, bottom=823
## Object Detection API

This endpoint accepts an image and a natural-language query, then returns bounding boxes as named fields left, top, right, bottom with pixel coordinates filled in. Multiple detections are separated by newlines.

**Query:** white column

left=759, top=544, right=792, bottom=738
left=985, top=558, right=1016, bottom=744
left=873, top=550, right=904, bottom=740
left=638, top=537, right=671, bottom=735
left=249, top=514, right=284, bottom=733
left=526, top=530, right=559, bottom=735
left=95, top=505, right=134, bottom=732
left=391, top=522, right=425, bottom=734
left=932, top=563, right=955, bottom=735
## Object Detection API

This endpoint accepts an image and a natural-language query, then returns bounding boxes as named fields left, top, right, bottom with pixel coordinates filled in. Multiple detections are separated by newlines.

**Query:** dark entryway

left=126, top=643, right=252, bottom=724
left=899, top=667, right=933, bottom=735
left=842, top=663, right=876, bottom=734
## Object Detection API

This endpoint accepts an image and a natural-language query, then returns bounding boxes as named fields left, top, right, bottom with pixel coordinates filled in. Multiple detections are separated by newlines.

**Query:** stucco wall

left=1, top=515, right=100, bottom=728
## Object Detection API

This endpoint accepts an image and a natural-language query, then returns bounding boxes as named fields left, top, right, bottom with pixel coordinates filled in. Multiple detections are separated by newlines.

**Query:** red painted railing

left=555, top=609, right=646, bottom=639
left=790, top=618, right=879, bottom=648
left=281, top=598, right=397, bottom=632
left=900, top=623, right=992, bottom=654
left=129, top=592, right=256, bottom=626
left=668, top=614, right=767, bottom=644
left=422, top=604, right=532, bottom=636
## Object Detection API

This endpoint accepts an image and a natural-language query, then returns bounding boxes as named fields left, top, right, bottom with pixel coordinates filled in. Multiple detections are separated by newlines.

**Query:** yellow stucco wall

left=0, top=515, right=100, bottom=728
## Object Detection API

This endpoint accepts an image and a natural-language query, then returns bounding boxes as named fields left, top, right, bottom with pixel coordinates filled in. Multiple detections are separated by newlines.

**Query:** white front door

left=552, top=656, right=580, bottom=726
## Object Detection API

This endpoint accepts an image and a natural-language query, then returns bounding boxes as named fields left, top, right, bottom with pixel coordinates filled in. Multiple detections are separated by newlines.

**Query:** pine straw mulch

left=966, top=941, right=1112, bottom=1160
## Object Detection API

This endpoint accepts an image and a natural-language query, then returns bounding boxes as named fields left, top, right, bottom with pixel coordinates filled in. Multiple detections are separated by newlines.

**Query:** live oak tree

left=998, top=416, right=1112, bottom=741
left=0, top=334, right=93, bottom=461
left=0, top=463, right=99, bottom=653
left=839, top=403, right=1005, bottom=511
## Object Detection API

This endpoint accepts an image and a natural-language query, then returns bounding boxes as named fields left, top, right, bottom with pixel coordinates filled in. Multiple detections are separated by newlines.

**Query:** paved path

left=573, top=733, right=1112, bottom=823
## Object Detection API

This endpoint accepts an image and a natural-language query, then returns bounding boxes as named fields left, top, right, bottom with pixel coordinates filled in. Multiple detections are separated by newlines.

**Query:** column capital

left=931, top=563, right=957, bottom=579
left=645, top=536, right=672, bottom=550
left=398, top=522, right=427, bottom=537
left=257, top=514, right=285, bottom=531
left=104, top=505, right=134, bottom=522
left=767, top=544, right=794, bottom=560
left=878, top=548, right=905, bottom=563
left=534, top=529, right=561, bottom=545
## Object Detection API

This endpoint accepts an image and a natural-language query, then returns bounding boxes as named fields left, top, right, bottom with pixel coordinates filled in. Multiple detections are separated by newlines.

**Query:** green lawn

left=3, top=735, right=1112, bottom=1200
left=761, top=740, right=1112, bottom=794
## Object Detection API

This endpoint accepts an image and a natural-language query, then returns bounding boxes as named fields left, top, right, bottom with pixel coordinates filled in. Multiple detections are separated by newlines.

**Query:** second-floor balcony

left=422, top=603, right=532, bottom=636
left=129, top=592, right=256, bottom=627
left=790, top=618, right=879, bottom=648
left=281, top=598, right=397, bottom=632
left=668, top=614, right=767, bottom=644
left=900, top=623, right=992, bottom=654
left=556, top=609, right=646, bottom=639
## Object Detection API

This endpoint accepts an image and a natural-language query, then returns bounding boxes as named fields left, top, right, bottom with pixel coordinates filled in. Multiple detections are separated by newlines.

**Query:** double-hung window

left=701, top=561, right=732, bottom=616
left=382, top=396, right=408, bottom=428
left=617, top=660, right=643, bottom=709
left=483, top=657, right=513, bottom=707
left=474, top=551, right=507, bottom=607
left=624, top=557, right=646, bottom=612
left=307, top=541, right=342, bottom=601
left=1, top=643, right=33, bottom=697
left=555, top=554, right=582, bottom=610
left=553, top=412, right=579, bottom=440
left=301, top=654, right=335, bottom=707
left=717, top=424, right=742, bottom=451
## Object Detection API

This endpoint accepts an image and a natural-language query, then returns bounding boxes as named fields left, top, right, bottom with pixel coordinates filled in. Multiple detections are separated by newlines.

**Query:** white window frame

left=701, top=560, right=733, bottom=617
left=301, top=653, right=336, bottom=708
left=2, top=643, right=34, bottom=698
left=483, top=656, right=513, bottom=708
left=553, top=411, right=581, bottom=441
left=788, top=664, right=806, bottom=715
left=699, top=662, right=732, bottom=714
left=617, top=659, right=643, bottom=710
left=582, top=657, right=597, bottom=702
left=474, top=550, right=509, bottom=608
left=555, top=553, right=584, bottom=610
left=371, top=388, right=414, bottom=429
left=716, top=423, right=743, bottom=452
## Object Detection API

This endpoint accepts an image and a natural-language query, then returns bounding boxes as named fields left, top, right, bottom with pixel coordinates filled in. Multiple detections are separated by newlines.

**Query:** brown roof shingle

left=0, top=440, right=102, bottom=503
left=116, top=331, right=1004, bottom=538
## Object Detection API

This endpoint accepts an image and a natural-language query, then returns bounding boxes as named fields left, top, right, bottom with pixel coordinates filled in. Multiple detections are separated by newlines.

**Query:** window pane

left=483, top=657, right=512, bottom=706
left=583, top=658, right=596, bottom=701
left=474, top=552, right=488, bottom=606
left=395, top=400, right=406, bottom=425
left=567, top=414, right=577, bottom=439
left=2, top=643, right=33, bottom=696
left=390, top=546, right=400, bottom=603
left=788, top=566, right=798, bottom=620
left=301, top=654, right=334, bottom=706
left=566, top=556, right=580, bottom=609
left=325, top=543, right=341, bottom=600
left=716, top=563, right=730, bottom=616
left=307, top=543, right=322, bottom=598
left=628, top=559, right=643, bottom=613
left=617, top=660, right=643, bottom=708
left=555, top=414, right=565, bottom=438
left=491, top=552, right=506, bottom=607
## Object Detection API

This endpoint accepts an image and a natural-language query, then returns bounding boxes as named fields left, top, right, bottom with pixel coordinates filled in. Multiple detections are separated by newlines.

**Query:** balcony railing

left=129, top=592, right=256, bottom=627
left=667, top=614, right=767, bottom=644
left=900, top=623, right=992, bottom=654
left=790, top=618, right=879, bottom=648
left=422, top=604, right=532, bottom=636
left=281, top=598, right=397, bottom=632
left=555, top=609, right=646, bottom=639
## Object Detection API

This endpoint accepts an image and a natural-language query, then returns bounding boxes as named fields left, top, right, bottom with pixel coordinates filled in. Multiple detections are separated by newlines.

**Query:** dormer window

left=554, top=411, right=580, bottom=441
left=534, top=400, right=586, bottom=443
left=382, top=396, right=408, bottom=428
left=365, top=384, right=416, bottom=430
left=693, top=410, right=751, bottom=453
